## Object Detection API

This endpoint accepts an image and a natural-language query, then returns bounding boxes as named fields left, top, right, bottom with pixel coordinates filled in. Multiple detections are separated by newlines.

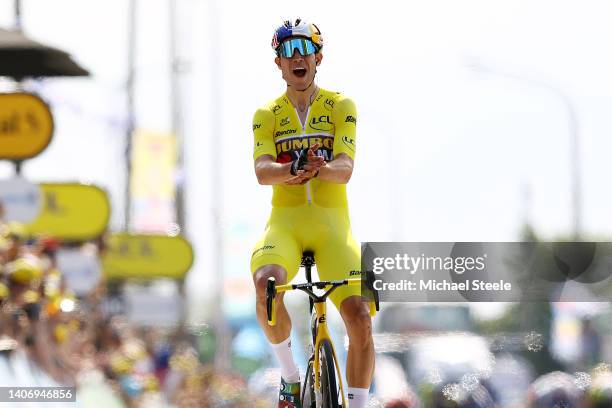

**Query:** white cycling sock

left=347, top=387, right=369, bottom=408
left=270, top=336, right=300, bottom=383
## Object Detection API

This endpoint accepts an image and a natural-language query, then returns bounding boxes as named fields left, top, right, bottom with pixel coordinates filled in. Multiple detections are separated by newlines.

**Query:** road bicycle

left=266, top=251, right=379, bottom=408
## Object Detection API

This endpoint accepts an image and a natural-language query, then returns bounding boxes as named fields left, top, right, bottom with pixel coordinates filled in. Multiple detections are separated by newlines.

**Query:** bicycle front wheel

left=319, top=339, right=341, bottom=408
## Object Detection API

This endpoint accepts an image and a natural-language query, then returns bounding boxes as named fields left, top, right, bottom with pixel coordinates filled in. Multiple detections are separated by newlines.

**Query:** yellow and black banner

left=0, top=93, right=54, bottom=160
left=25, top=183, right=110, bottom=240
left=102, top=233, right=194, bottom=280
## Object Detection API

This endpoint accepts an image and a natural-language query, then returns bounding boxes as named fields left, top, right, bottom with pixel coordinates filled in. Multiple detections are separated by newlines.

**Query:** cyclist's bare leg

left=340, top=296, right=374, bottom=388
left=254, top=264, right=301, bottom=399
left=253, top=264, right=291, bottom=343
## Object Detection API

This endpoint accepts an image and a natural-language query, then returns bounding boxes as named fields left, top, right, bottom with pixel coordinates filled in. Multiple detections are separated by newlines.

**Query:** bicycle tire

left=319, top=339, right=340, bottom=408
left=302, top=358, right=317, bottom=408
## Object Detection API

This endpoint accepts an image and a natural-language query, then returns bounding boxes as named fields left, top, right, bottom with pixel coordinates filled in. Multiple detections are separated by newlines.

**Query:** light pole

left=467, top=58, right=582, bottom=239
left=124, top=0, right=137, bottom=231
left=13, top=0, right=22, bottom=175
left=206, top=0, right=230, bottom=370
left=169, top=0, right=186, bottom=232
left=13, top=0, right=21, bottom=30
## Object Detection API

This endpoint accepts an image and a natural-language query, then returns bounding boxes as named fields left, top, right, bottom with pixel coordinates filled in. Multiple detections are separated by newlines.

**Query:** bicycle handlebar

left=266, top=274, right=379, bottom=326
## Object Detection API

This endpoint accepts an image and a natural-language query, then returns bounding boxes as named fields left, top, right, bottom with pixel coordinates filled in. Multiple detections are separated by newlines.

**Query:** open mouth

left=292, top=67, right=307, bottom=78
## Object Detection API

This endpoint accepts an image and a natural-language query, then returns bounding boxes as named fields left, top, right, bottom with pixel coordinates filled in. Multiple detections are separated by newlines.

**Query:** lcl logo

left=311, top=115, right=331, bottom=125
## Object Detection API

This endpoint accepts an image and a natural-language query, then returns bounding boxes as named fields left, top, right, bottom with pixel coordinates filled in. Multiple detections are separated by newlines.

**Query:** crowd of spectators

left=1, top=212, right=611, bottom=407
left=0, top=217, right=267, bottom=407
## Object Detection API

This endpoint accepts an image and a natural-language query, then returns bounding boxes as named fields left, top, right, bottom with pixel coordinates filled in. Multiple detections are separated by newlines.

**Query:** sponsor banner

left=131, top=130, right=177, bottom=232
left=0, top=93, right=54, bottom=159
left=102, top=233, right=194, bottom=280
left=0, top=177, right=42, bottom=222
left=362, top=242, right=612, bottom=302
left=25, top=183, right=110, bottom=240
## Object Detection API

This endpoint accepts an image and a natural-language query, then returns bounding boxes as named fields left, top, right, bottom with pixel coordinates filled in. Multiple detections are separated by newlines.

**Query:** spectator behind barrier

left=0, top=217, right=303, bottom=406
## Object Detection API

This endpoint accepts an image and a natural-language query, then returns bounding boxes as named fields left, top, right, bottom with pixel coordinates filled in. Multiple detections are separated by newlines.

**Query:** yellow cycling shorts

left=250, top=204, right=362, bottom=310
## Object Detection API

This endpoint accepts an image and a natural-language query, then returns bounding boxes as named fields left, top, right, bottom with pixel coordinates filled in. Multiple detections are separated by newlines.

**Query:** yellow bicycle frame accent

left=312, top=301, right=347, bottom=408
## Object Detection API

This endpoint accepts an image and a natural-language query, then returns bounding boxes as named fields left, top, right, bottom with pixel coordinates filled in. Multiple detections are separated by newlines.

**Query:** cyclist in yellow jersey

left=251, top=18, right=374, bottom=408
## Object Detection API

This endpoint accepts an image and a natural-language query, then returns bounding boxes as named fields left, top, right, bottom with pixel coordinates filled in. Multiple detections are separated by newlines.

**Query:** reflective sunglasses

left=277, top=38, right=317, bottom=58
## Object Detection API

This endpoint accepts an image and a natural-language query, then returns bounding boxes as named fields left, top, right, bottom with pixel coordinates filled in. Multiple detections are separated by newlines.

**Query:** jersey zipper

left=306, top=181, right=312, bottom=204
left=295, top=105, right=313, bottom=205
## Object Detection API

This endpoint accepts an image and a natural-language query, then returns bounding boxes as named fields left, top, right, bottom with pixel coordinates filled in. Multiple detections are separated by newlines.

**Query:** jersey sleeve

left=252, top=107, right=276, bottom=161
left=332, top=96, right=357, bottom=160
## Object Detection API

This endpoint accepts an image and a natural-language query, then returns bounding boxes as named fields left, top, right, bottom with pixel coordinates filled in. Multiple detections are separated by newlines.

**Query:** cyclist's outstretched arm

left=254, top=155, right=296, bottom=185
left=317, top=153, right=353, bottom=184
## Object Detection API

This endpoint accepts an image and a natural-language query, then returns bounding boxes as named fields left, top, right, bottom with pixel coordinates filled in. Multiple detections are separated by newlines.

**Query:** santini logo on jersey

left=275, top=129, right=297, bottom=137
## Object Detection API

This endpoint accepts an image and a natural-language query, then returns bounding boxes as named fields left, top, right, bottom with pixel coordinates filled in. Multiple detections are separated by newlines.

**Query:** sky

left=1, top=0, right=612, bottom=320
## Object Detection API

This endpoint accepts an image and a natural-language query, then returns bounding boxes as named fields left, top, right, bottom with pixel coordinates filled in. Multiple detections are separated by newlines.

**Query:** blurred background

left=0, top=0, right=611, bottom=407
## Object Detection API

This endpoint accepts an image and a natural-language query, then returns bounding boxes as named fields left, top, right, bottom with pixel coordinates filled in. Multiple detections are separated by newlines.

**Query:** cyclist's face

left=275, top=48, right=322, bottom=89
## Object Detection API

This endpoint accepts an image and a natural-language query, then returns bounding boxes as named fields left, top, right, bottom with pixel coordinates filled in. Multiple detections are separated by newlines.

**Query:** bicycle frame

left=312, top=300, right=346, bottom=405
left=265, top=253, right=379, bottom=408
left=268, top=277, right=364, bottom=408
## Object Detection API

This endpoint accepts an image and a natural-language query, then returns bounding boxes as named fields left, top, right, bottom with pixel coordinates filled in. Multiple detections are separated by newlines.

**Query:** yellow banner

left=0, top=93, right=54, bottom=159
left=25, top=183, right=110, bottom=240
left=102, top=234, right=194, bottom=280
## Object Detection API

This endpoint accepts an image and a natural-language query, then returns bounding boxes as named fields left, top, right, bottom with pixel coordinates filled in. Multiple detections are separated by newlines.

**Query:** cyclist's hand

left=285, top=168, right=320, bottom=184
left=285, top=174, right=309, bottom=185
left=303, top=143, right=325, bottom=172
left=286, top=143, right=325, bottom=185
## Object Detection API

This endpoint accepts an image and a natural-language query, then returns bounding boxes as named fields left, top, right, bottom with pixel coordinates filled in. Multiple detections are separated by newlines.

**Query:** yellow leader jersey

left=252, top=88, right=357, bottom=208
